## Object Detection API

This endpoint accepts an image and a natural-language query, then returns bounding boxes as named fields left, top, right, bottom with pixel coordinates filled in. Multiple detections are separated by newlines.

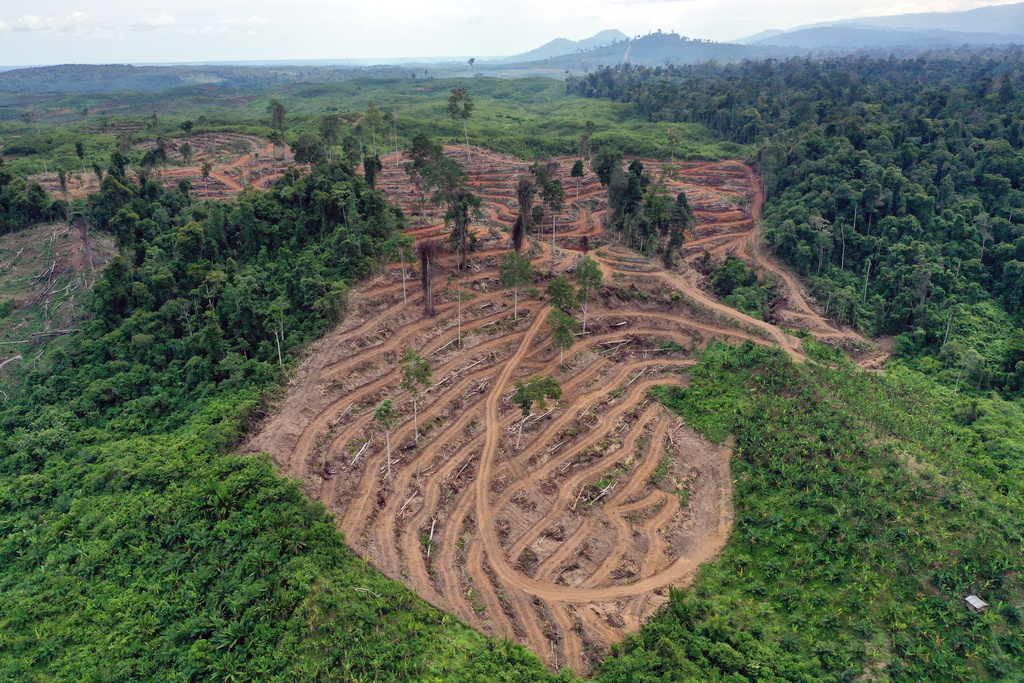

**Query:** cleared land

left=32, top=133, right=298, bottom=202
left=0, top=221, right=116, bottom=383
left=242, top=146, right=883, bottom=673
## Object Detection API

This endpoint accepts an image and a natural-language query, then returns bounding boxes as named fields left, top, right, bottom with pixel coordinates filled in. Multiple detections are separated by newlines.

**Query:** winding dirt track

left=242, top=147, right=883, bottom=673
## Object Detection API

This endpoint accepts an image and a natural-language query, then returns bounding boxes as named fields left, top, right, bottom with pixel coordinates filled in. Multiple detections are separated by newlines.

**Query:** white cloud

left=13, top=15, right=57, bottom=32
left=133, top=11, right=176, bottom=30
left=4, top=10, right=175, bottom=37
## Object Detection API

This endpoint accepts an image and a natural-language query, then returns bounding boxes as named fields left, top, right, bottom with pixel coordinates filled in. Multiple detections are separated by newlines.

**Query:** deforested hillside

left=1, top=66, right=1023, bottom=682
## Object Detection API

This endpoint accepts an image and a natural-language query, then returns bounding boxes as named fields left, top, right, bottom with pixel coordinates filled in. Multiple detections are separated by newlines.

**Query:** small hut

left=965, top=595, right=989, bottom=613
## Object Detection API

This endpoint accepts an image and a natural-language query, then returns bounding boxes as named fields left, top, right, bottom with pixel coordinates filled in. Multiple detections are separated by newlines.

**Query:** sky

left=0, top=0, right=1020, bottom=66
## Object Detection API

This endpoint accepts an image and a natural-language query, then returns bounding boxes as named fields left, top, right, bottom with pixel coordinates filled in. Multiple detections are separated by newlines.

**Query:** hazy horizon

left=1, top=0, right=1020, bottom=67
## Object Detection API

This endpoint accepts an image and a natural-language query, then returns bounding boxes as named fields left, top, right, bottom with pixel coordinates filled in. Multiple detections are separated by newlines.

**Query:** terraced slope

left=243, top=147, right=882, bottom=673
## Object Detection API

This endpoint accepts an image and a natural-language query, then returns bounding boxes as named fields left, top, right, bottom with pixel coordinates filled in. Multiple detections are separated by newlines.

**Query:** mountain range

left=737, top=2, right=1024, bottom=49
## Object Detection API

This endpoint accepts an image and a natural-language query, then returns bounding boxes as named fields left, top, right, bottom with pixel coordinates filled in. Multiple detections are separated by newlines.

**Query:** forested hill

left=568, top=52, right=1024, bottom=397
left=0, top=154, right=565, bottom=679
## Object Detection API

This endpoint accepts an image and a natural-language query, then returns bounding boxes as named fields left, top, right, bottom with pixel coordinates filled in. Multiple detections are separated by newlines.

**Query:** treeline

left=0, top=153, right=564, bottom=680
left=569, top=53, right=1024, bottom=394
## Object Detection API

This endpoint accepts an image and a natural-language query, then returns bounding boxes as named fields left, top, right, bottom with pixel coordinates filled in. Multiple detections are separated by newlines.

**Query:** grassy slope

left=0, top=77, right=745, bottom=176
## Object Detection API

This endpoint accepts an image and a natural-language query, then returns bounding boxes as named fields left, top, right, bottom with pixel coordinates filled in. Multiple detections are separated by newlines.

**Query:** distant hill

left=0, top=63, right=414, bottom=93
left=736, top=2, right=1024, bottom=49
left=497, top=30, right=629, bottom=63
left=505, top=32, right=796, bottom=71
left=748, top=25, right=1024, bottom=50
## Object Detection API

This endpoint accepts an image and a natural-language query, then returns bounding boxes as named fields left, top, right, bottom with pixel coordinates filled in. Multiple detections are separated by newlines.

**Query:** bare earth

left=241, top=147, right=884, bottom=673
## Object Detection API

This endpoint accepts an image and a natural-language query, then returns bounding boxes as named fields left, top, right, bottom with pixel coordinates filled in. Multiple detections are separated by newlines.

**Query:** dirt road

left=241, top=148, right=885, bottom=673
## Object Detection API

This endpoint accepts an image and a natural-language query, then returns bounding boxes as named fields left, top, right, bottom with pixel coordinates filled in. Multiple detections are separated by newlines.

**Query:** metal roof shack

left=965, top=595, right=989, bottom=613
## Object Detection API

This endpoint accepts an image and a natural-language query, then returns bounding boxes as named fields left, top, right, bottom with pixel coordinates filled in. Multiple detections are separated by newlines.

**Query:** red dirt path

left=239, top=146, right=884, bottom=673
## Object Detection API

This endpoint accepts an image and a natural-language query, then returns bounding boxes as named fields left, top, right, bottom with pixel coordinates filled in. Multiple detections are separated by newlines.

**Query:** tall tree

left=499, top=250, right=533, bottom=319
left=418, top=240, right=439, bottom=316
left=374, top=399, right=400, bottom=480
left=574, top=255, right=602, bottom=334
left=268, top=296, right=289, bottom=367
left=512, top=178, right=535, bottom=252
left=446, top=187, right=481, bottom=269
left=404, top=133, right=443, bottom=216
left=56, top=168, right=70, bottom=221
left=319, top=114, right=343, bottom=162
left=386, top=232, right=415, bottom=305
left=399, top=348, right=431, bottom=441
left=512, top=375, right=561, bottom=449
left=570, top=160, right=585, bottom=202
left=75, top=141, right=87, bottom=176
left=363, top=154, right=384, bottom=190
left=267, top=130, right=284, bottom=160
left=592, top=148, right=622, bottom=186
left=365, top=101, right=384, bottom=157
left=447, top=88, right=474, bottom=161
left=541, top=178, right=565, bottom=260
left=267, top=99, right=287, bottom=152
left=200, top=161, right=212, bottom=197
left=663, top=191, right=693, bottom=267
left=547, top=309, right=579, bottom=363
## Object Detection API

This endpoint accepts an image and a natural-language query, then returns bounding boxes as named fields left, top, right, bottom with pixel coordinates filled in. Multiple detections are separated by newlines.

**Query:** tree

left=580, top=120, right=597, bottom=160
left=446, top=187, right=481, bottom=269
left=268, top=295, right=289, bottom=367
left=574, top=255, right=602, bottom=333
left=267, top=130, right=284, bottom=160
left=404, top=133, right=443, bottom=216
left=468, top=58, right=476, bottom=68
left=180, top=142, right=193, bottom=166
left=75, top=141, right=87, bottom=176
left=405, top=134, right=476, bottom=266
left=363, top=154, right=383, bottom=190
left=454, top=281, right=473, bottom=349
left=592, top=148, right=622, bottom=186
left=399, top=349, right=431, bottom=441
left=319, top=114, right=343, bottom=162
left=200, top=161, right=212, bottom=196
left=512, top=178, right=535, bottom=252
left=666, top=126, right=679, bottom=160
left=180, top=120, right=194, bottom=142
left=386, top=232, right=415, bottom=304
left=56, top=168, right=70, bottom=221
left=374, top=399, right=400, bottom=480
left=547, top=309, right=579, bottom=363
left=365, top=101, right=384, bottom=157
left=512, top=375, right=561, bottom=449
left=570, top=160, right=585, bottom=202
left=267, top=99, right=287, bottom=145
left=447, top=88, right=474, bottom=161
left=541, top=178, right=565, bottom=260
left=545, top=276, right=577, bottom=312
left=418, top=240, right=439, bottom=316
left=292, top=134, right=326, bottom=165
left=663, top=191, right=693, bottom=267
left=499, top=250, right=533, bottom=320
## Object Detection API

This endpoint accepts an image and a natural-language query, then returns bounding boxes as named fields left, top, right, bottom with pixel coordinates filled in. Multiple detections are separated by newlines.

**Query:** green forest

left=568, top=52, right=1024, bottom=397
left=1, top=48, right=1023, bottom=682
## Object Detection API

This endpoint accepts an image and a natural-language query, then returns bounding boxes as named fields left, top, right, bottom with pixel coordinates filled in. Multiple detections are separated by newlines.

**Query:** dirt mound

left=241, top=148, right=882, bottom=673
